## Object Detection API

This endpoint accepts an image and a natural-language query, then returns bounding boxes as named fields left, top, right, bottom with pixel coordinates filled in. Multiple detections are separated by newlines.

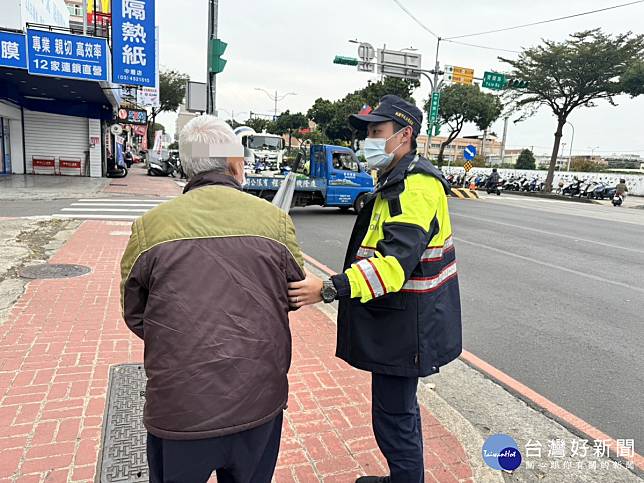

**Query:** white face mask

left=363, top=128, right=405, bottom=170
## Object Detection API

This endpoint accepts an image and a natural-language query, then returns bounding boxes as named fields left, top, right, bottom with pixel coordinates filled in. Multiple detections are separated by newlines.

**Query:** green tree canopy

left=273, top=110, right=308, bottom=149
left=427, top=84, right=503, bottom=165
left=499, top=29, right=644, bottom=191
left=147, top=69, right=188, bottom=145
left=515, top=149, right=536, bottom=170
left=307, top=77, right=419, bottom=145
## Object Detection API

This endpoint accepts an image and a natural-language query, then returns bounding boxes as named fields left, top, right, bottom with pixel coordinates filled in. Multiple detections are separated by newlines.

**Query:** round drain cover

left=19, top=263, right=91, bottom=279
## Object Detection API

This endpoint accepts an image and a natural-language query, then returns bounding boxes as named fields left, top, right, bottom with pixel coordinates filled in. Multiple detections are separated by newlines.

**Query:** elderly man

left=120, top=115, right=304, bottom=483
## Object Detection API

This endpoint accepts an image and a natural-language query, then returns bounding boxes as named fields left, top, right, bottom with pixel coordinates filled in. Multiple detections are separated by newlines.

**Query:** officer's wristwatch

left=321, top=279, right=338, bottom=303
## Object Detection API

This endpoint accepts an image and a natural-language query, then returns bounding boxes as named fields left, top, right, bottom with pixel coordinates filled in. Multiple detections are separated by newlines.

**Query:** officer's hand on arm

left=288, top=272, right=323, bottom=308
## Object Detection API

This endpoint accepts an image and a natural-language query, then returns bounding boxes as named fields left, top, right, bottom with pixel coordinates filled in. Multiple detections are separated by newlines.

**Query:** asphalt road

left=289, top=194, right=644, bottom=448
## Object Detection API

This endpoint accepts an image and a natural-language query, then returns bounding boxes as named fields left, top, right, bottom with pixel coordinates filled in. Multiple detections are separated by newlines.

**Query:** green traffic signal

left=507, top=78, right=529, bottom=89
left=333, top=56, right=359, bottom=66
left=209, top=39, right=227, bottom=74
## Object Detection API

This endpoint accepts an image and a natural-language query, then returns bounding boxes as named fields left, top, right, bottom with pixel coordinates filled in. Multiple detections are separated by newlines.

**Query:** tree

left=621, top=61, right=644, bottom=96
left=570, top=159, right=606, bottom=172
left=307, top=77, right=419, bottom=145
left=147, top=69, right=189, bottom=145
left=226, top=119, right=243, bottom=129
left=242, top=117, right=274, bottom=133
left=499, top=29, right=644, bottom=191
left=515, top=149, right=536, bottom=170
left=273, top=110, right=308, bottom=149
left=427, top=84, right=502, bottom=166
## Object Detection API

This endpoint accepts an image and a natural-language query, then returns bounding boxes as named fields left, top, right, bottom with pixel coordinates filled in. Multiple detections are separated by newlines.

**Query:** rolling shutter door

left=24, top=110, right=89, bottom=174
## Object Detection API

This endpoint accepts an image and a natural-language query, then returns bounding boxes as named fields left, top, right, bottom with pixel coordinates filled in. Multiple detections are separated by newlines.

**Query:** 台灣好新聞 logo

left=482, top=434, right=522, bottom=471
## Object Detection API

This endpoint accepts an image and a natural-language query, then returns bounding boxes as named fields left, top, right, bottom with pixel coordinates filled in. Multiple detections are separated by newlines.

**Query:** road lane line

left=70, top=203, right=161, bottom=208
left=301, top=251, right=644, bottom=470
left=53, top=214, right=139, bottom=220
left=452, top=213, right=644, bottom=254
left=454, top=236, right=644, bottom=294
left=60, top=208, right=150, bottom=213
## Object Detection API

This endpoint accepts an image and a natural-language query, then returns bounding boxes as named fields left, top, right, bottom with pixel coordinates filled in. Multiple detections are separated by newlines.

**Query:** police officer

left=289, top=95, right=463, bottom=483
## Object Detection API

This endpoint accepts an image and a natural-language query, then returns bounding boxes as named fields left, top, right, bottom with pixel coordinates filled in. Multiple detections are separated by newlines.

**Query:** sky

left=155, top=0, right=644, bottom=157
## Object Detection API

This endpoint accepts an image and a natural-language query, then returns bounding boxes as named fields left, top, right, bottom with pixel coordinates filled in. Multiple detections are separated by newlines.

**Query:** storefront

left=0, top=28, right=119, bottom=177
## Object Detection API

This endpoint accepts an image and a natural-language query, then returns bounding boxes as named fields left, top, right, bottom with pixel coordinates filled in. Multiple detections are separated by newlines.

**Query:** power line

left=443, top=39, right=521, bottom=54
left=391, top=0, right=440, bottom=39
left=444, top=0, right=644, bottom=40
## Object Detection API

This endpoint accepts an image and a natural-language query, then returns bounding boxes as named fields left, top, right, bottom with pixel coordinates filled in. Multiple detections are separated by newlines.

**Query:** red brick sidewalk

left=0, top=221, right=475, bottom=482
left=102, top=164, right=181, bottom=197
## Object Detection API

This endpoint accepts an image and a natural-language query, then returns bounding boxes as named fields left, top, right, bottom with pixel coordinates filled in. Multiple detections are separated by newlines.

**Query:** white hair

left=179, top=115, right=239, bottom=178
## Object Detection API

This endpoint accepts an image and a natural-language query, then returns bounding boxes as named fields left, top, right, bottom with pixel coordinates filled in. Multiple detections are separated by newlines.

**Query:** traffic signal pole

left=422, top=38, right=442, bottom=159
left=206, top=0, right=218, bottom=115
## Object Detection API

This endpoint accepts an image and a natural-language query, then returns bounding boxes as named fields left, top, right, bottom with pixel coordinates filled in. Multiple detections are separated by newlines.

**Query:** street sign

left=429, top=92, right=441, bottom=124
left=112, top=0, right=157, bottom=87
left=358, top=42, right=375, bottom=62
left=358, top=62, right=375, bottom=72
left=117, top=108, right=148, bottom=125
left=26, top=29, right=108, bottom=82
left=377, top=49, right=421, bottom=80
left=333, top=55, right=359, bottom=66
left=444, top=65, right=474, bottom=85
left=482, top=71, right=507, bottom=90
left=464, top=144, right=477, bottom=161
left=463, top=161, right=473, bottom=172
left=0, top=31, right=27, bottom=70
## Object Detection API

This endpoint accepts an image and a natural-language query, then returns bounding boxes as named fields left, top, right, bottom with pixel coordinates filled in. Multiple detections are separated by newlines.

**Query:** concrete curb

left=416, top=382, right=504, bottom=483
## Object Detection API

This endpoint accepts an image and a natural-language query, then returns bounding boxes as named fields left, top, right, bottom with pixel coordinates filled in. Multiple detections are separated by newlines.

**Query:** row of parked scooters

left=446, top=172, right=626, bottom=206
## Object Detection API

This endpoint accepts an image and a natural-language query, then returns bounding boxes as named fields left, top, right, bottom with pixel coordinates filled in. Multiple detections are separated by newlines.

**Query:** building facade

left=417, top=133, right=502, bottom=163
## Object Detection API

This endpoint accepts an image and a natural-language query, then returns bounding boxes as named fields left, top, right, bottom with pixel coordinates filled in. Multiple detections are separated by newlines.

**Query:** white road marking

left=61, top=208, right=149, bottom=213
left=452, top=213, right=644, bottom=255
left=54, top=214, right=139, bottom=220
left=455, top=236, right=644, bottom=294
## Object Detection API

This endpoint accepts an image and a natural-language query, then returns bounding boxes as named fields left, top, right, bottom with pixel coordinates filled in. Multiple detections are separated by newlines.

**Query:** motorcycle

left=106, top=154, right=128, bottom=178
left=148, top=157, right=179, bottom=177
left=612, top=193, right=624, bottom=207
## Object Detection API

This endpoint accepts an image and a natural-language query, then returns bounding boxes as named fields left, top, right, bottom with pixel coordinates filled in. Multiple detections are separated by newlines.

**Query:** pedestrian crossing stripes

left=53, top=197, right=175, bottom=221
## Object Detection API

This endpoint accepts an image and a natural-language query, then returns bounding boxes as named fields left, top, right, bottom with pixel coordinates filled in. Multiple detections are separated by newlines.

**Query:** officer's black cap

left=349, top=95, right=423, bottom=137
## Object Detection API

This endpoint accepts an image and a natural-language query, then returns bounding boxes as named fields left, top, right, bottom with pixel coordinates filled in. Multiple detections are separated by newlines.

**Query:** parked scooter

left=148, top=154, right=181, bottom=177
left=106, top=154, right=128, bottom=178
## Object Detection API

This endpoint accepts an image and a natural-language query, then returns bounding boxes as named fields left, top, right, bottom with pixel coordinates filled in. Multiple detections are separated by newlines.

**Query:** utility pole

left=500, top=116, right=509, bottom=165
left=422, top=38, right=442, bottom=159
left=82, top=0, right=88, bottom=35
left=206, top=0, right=219, bottom=115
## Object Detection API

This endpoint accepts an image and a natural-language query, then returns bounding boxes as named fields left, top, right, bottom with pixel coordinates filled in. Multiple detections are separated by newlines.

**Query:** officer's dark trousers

left=372, top=373, right=424, bottom=483
left=146, top=412, right=283, bottom=483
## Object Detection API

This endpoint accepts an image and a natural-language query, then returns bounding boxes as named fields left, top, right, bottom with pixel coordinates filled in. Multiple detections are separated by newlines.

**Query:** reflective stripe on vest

left=356, top=259, right=387, bottom=298
left=420, top=236, right=454, bottom=262
left=402, top=261, right=458, bottom=293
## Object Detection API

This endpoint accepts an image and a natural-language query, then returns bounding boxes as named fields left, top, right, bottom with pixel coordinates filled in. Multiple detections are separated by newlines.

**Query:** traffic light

left=333, top=56, right=359, bottom=66
left=209, top=39, right=227, bottom=74
left=434, top=123, right=441, bottom=136
left=507, top=78, right=528, bottom=89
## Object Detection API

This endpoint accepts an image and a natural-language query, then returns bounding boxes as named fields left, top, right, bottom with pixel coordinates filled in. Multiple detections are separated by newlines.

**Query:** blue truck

left=243, top=144, right=375, bottom=212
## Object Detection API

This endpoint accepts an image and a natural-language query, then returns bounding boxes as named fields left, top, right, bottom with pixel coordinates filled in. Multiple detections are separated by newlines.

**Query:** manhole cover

left=99, top=364, right=149, bottom=482
left=19, top=264, right=91, bottom=279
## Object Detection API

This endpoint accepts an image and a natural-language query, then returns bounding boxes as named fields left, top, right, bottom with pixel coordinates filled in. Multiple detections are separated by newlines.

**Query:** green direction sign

left=482, top=71, right=507, bottom=90
left=209, top=39, right=227, bottom=74
left=429, top=92, right=441, bottom=123
left=333, top=55, right=359, bottom=66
